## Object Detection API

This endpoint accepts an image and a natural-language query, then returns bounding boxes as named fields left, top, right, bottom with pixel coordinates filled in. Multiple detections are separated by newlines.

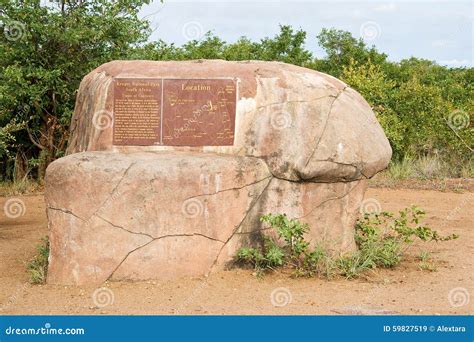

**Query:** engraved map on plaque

left=112, top=78, right=237, bottom=146
left=113, top=79, right=162, bottom=145
left=162, top=79, right=236, bottom=146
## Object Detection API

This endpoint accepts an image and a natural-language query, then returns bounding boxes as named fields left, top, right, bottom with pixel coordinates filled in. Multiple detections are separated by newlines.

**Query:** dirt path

left=0, top=188, right=472, bottom=315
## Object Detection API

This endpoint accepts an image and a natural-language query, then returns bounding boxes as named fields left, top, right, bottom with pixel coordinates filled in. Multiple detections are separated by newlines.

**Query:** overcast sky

left=138, top=0, right=473, bottom=68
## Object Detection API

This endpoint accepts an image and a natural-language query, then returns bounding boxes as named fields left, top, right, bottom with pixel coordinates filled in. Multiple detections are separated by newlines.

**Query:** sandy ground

left=0, top=188, right=472, bottom=315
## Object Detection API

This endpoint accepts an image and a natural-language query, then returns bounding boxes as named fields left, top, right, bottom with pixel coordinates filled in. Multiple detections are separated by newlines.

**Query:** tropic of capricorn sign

left=113, top=78, right=237, bottom=146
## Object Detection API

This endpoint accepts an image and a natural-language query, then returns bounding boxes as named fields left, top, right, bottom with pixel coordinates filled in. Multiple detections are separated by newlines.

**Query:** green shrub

left=27, top=236, right=50, bottom=284
left=339, top=205, right=458, bottom=278
left=236, top=208, right=457, bottom=279
left=236, top=214, right=332, bottom=277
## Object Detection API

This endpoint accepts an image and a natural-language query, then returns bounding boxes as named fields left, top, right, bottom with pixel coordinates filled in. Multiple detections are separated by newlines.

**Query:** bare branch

left=26, top=123, right=46, bottom=150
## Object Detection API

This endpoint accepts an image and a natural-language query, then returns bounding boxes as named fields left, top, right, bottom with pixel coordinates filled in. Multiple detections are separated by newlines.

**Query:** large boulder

left=46, top=152, right=270, bottom=284
left=68, top=60, right=391, bottom=182
left=46, top=60, right=391, bottom=284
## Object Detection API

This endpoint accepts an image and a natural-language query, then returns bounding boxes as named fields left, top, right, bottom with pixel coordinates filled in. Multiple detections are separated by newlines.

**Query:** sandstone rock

left=46, top=151, right=270, bottom=284
left=46, top=151, right=367, bottom=284
left=214, top=178, right=368, bottom=267
left=67, top=60, right=391, bottom=182
left=46, top=60, right=392, bottom=284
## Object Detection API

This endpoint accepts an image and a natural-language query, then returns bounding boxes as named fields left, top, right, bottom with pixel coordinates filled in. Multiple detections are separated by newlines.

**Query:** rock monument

left=45, top=60, right=392, bottom=285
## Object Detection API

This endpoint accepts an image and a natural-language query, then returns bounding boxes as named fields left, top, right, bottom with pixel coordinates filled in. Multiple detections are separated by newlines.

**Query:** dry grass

left=0, top=179, right=43, bottom=196
left=370, top=157, right=473, bottom=192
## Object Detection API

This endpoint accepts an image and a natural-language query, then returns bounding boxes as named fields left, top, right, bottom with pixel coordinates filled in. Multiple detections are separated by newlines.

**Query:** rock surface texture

left=46, top=60, right=391, bottom=284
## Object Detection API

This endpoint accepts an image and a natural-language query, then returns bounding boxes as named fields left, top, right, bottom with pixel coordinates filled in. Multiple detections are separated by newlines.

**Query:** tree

left=256, top=25, right=312, bottom=66
left=136, top=25, right=313, bottom=66
left=341, top=59, right=404, bottom=160
left=0, top=0, right=151, bottom=179
left=314, top=28, right=387, bottom=77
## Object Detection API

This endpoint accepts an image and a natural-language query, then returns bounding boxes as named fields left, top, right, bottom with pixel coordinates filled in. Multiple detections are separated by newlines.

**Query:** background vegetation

left=1, top=0, right=472, bottom=184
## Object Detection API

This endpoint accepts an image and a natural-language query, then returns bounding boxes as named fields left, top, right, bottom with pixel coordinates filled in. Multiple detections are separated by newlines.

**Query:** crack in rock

left=265, top=169, right=365, bottom=184
left=307, top=159, right=368, bottom=181
left=207, top=176, right=273, bottom=274
left=312, top=159, right=361, bottom=170
left=86, top=161, right=136, bottom=222
left=303, top=86, right=348, bottom=169
left=254, top=95, right=331, bottom=110
left=95, top=213, right=227, bottom=243
left=184, top=175, right=272, bottom=201
left=96, top=215, right=155, bottom=239
left=48, top=207, right=85, bottom=221
left=106, top=233, right=225, bottom=282
left=48, top=206, right=226, bottom=242
left=105, top=239, right=155, bottom=282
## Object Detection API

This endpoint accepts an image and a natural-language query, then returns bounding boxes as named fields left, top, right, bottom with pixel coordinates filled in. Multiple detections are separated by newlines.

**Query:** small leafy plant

left=236, top=206, right=457, bottom=279
left=236, top=214, right=333, bottom=277
left=27, top=236, right=50, bottom=284
left=341, top=205, right=458, bottom=278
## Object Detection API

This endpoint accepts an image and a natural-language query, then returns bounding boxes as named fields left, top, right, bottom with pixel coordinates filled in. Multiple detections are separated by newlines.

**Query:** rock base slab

left=46, top=151, right=366, bottom=284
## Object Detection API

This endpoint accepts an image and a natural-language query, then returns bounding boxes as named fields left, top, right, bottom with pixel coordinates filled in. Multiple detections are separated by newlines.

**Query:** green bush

left=27, top=236, right=49, bottom=284
left=236, top=209, right=457, bottom=279
left=1, top=0, right=152, bottom=179
left=343, top=205, right=458, bottom=278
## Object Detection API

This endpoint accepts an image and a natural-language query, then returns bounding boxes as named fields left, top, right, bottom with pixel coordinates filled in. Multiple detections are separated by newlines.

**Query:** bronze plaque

left=113, top=78, right=162, bottom=145
left=162, top=79, right=236, bottom=146
left=112, top=78, right=237, bottom=146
